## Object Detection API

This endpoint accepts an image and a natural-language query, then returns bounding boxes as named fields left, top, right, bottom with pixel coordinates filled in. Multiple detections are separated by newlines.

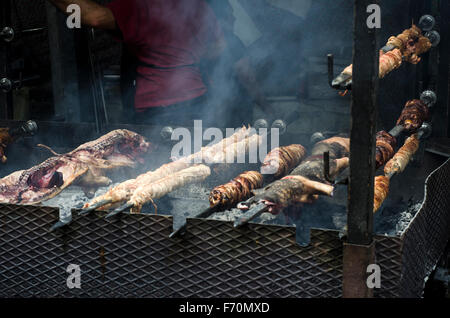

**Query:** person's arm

left=46, top=0, right=116, bottom=30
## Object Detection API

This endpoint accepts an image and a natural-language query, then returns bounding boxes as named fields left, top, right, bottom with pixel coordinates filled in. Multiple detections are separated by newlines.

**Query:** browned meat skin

left=129, top=165, right=211, bottom=213
left=83, top=126, right=254, bottom=210
left=342, top=49, right=403, bottom=79
left=261, top=144, right=306, bottom=178
left=0, top=128, right=14, bottom=163
left=0, top=129, right=150, bottom=205
left=241, top=137, right=350, bottom=213
left=375, top=131, right=397, bottom=169
left=252, top=175, right=334, bottom=211
left=384, top=134, right=420, bottom=176
left=209, top=171, right=264, bottom=209
left=311, top=137, right=350, bottom=158
left=396, top=99, right=429, bottom=133
left=373, top=175, right=390, bottom=213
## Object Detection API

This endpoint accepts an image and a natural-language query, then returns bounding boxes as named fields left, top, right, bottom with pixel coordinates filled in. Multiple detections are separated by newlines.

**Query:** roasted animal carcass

left=396, top=99, right=429, bottom=133
left=0, top=129, right=150, bottom=205
left=261, top=144, right=306, bottom=178
left=209, top=171, right=264, bottom=209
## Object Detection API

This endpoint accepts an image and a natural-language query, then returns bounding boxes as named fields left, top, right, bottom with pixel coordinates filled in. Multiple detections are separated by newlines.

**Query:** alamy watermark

left=66, top=264, right=81, bottom=289
left=66, top=4, right=81, bottom=29
left=170, top=120, right=280, bottom=174
left=366, top=264, right=381, bottom=289
left=367, top=4, right=381, bottom=29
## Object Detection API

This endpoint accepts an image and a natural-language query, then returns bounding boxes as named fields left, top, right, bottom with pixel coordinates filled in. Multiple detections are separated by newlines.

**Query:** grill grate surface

left=0, top=159, right=449, bottom=298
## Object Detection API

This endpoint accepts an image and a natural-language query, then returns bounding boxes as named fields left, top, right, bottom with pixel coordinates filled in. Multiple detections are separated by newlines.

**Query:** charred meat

left=375, top=131, right=397, bottom=169
left=209, top=171, right=264, bottom=209
left=396, top=99, right=429, bottom=133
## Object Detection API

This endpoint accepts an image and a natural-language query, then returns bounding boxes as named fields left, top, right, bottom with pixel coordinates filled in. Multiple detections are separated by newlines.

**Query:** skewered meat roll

left=373, top=175, right=390, bottom=213
left=209, top=171, right=264, bottom=209
left=386, top=24, right=431, bottom=64
left=384, top=134, right=420, bottom=176
left=261, top=144, right=306, bottom=177
left=83, top=160, right=192, bottom=210
left=375, top=131, right=397, bottom=169
left=342, top=49, right=403, bottom=80
left=129, top=165, right=211, bottom=213
left=396, top=99, right=429, bottom=133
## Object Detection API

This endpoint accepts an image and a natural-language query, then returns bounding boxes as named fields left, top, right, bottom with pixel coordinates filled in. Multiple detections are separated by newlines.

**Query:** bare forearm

left=47, top=0, right=116, bottom=30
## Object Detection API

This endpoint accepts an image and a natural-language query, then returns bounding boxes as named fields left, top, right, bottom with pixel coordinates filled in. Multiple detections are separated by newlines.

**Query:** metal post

left=0, top=0, right=13, bottom=119
left=45, top=2, right=81, bottom=122
left=343, top=0, right=379, bottom=298
left=435, top=0, right=450, bottom=137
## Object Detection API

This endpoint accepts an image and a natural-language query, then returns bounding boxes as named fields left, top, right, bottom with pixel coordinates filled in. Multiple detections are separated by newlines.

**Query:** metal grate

left=0, top=159, right=449, bottom=298
left=399, top=158, right=450, bottom=297
left=0, top=207, right=344, bottom=298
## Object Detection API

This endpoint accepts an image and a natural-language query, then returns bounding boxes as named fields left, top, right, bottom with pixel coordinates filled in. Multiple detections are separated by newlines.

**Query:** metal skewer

left=169, top=205, right=220, bottom=238
left=78, top=199, right=112, bottom=216
left=233, top=202, right=269, bottom=228
left=105, top=202, right=133, bottom=219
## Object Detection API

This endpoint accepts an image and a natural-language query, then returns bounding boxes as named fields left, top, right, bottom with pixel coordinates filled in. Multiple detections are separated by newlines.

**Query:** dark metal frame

left=0, top=0, right=13, bottom=119
left=343, top=0, right=379, bottom=298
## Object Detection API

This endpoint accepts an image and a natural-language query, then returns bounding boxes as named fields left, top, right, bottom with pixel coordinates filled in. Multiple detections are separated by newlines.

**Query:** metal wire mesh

left=0, top=159, right=449, bottom=298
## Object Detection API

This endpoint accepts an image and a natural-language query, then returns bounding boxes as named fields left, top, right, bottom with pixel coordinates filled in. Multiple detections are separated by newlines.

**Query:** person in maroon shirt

left=47, top=0, right=226, bottom=126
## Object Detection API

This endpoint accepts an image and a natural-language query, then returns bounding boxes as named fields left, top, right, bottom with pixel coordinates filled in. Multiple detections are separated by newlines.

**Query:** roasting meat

left=250, top=175, right=334, bottom=213
left=384, top=134, right=420, bottom=176
left=0, top=128, right=13, bottom=163
left=129, top=165, right=211, bottom=213
left=83, top=126, right=257, bottom=210
left=261, top=144, right=306, bottom=178
left=240, top=137, right=350, bottom=214
left=396, top=99, right=429, bottom=133
left=0, top=129, right=150, bottom=205
left=342, top=49, right=403, bottom=80
left=183, top=125, right=253, bottom=164
left=386, top=24, right=431, bottom=64
left=373, top=175, right=390, bottom=213
left=83, top=160, right=192, bottom=210
left=339, top=25, right=431, bottom=86
left=310, top=137, right=350, bottom=158
left=209, top=171, right=264, bottom=209
left=375, top=131, right=397, bottom=169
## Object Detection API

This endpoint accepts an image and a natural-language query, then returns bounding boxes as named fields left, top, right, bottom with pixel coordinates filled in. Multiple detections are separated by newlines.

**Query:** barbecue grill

left=0, top=0, right=449, bottom=298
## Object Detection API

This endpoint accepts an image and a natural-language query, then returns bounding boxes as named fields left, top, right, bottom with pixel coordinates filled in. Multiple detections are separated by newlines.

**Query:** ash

left=43, top=185, right=111, bottom=222
left=374, top=201, right=422, bottom=236
left=41, top=180, right=422, bottom=243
